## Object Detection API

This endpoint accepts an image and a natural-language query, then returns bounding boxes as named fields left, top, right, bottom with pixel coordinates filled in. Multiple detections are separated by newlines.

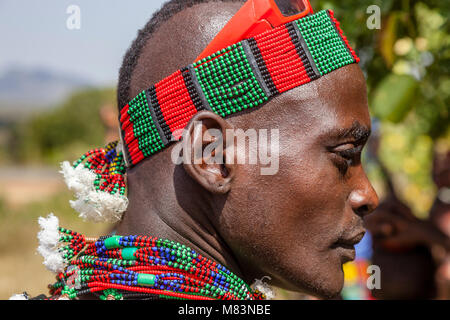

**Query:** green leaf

left=371, top=74, right=418, bottom=122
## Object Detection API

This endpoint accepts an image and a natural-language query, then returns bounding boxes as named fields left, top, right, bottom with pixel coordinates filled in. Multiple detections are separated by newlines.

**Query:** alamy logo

left=66, top=5, right=81, bottom=30
left=366, top=5, right=381, bottom=30
left=171, top=121, right=280, bottom=176
left=66, top=265, right=81, bottom=289
left=366, top=265, right=381, bottom=289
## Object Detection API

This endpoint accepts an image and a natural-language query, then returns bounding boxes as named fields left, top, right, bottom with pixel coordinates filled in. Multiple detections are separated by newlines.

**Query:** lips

left=331, top=230, right=365, bottom=262
left=334, top=231, right=365, bottom=249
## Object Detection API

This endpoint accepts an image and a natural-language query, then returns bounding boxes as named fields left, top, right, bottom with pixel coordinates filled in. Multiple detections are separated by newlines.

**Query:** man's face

left=217, top=64, right=379, bottom=298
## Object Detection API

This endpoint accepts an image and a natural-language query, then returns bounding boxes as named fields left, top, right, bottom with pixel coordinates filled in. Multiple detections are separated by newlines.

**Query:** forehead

left=305, top=64, right=371, bottom=136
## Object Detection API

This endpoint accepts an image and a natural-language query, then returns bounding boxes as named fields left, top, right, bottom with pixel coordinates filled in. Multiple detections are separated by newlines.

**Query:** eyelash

left=332, top=145, right=363, bottom=175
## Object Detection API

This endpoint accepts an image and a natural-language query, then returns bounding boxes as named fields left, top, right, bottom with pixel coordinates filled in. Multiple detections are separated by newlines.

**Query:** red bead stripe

left=119, top=103, right=143, bottom=165
left=254, top=25, right=311, bottom=94
left=154, top=71, right=197, bottom=138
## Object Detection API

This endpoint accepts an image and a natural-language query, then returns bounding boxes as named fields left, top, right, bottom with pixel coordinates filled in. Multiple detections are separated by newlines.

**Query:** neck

left=115, top=158, right=244, bottom=280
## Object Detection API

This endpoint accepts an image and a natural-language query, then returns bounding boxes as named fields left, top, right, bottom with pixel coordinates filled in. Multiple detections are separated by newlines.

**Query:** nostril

left=356, top=205, right=369, bottom=217
left=349, top=187, right=379, bottom=216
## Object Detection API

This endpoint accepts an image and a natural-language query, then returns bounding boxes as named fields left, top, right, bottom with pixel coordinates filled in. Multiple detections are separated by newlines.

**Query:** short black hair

left=117, top=0, right=244, bottom=111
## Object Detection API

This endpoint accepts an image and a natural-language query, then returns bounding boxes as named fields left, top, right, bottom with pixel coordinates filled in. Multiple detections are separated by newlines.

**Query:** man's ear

left=182, top=111, right=235, bottom=194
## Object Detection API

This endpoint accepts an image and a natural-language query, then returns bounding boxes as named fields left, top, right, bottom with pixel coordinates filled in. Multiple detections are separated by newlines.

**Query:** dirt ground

left=0, top=167, right=63, bottom=208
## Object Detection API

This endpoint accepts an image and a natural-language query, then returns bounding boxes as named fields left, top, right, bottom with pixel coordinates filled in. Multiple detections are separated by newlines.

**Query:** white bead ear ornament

left=37, top=213, right=67, bottom=273
left=60, top=140, right=128, bottom=223
left=36, top=213, right=97, bottom=274
left=251, top=276, right=275, bottom=300
left=9, top=293, right=29, bottom=300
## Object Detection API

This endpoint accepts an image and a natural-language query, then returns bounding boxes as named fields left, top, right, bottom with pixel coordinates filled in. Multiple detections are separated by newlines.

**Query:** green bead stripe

left=194, top=43, right=269, bottom=117
left=128, top=91, right=165, bottom=157
left=296, top=10, right=354, bottom=76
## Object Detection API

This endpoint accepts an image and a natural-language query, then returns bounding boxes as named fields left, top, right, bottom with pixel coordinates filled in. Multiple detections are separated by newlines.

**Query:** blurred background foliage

left=7, top=88, right=116, bottom=165
left=0, top=0, right=448, bottom=298
left=0, top=88, right=117, bottom=298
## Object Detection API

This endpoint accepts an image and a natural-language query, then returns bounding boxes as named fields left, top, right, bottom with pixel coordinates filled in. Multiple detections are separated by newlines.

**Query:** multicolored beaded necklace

left=46, top=227, right=265, bottom=300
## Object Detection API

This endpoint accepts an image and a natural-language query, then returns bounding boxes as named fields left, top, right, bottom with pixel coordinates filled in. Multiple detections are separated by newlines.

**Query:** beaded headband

left=119, top=9, right=359, bottom=167
left=61, top=9, right=359, bottom=222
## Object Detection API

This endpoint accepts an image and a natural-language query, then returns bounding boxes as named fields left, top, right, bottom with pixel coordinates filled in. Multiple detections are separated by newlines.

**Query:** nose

left=349, top=171, right=379, bottom=218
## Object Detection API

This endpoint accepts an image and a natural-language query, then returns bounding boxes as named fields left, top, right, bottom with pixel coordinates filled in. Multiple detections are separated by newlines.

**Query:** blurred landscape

left=0, top=0, right=449, bottom=299
left=0, top=74, right=116, bottom=297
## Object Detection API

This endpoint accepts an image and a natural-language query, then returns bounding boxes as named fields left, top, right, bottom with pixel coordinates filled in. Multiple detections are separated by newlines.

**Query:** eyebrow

left=330, top=121, right=371, bottom=143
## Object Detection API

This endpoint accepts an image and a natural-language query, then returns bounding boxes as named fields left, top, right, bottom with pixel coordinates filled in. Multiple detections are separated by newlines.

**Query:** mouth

left=331, top=231, right=365, bottom=263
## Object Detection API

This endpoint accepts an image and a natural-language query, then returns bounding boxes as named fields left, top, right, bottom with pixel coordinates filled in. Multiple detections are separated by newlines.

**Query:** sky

left=0, top=0, right=168, bottom=86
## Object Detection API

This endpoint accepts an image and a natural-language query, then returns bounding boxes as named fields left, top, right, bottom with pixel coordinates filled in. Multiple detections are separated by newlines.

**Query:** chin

left=314, top=279, right=344, bottom=299
left=313, top=256, right=347, bottom=299
left=306, top=273, right=345, bottom=299
left=276, top=262, right=345, bottom=299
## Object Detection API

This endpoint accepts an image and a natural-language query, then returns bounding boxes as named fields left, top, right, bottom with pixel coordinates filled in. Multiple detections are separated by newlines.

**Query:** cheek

left=218, top=144, right=349, bottom=295
left=280, top=144, right=349, bottom=236
left=222, top=143, right=349, bottom=252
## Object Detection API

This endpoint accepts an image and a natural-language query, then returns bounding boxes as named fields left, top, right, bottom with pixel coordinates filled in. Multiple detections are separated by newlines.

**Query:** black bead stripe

left=146, top=87, right=171, bottom=145
left=241, top=40, right=272, bottom=98
left=181, top=67, right=208, bottom=112
left=247, top=38, right=279, bottom=96
left=287, top=22, right=320, bottom=80
left=187, top=65, right=213, bottom=112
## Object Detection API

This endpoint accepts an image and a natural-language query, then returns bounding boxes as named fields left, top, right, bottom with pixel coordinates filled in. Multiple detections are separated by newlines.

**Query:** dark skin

left=116, top=2, right=379, bottom=299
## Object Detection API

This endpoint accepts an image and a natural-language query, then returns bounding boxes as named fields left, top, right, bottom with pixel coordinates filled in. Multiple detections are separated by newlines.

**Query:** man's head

left=117, top=0, right=379, bottom=298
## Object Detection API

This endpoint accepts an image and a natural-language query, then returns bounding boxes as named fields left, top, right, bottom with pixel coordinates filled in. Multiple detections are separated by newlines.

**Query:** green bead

left=137, top=274, right=156, bottom=287
left=104, top=236, right=122, bottom=249
left=121, top=247, right=138, bottom=260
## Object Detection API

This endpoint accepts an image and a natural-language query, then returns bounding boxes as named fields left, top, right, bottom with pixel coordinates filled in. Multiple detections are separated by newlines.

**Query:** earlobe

left=182, top=111, right=235, bottom=194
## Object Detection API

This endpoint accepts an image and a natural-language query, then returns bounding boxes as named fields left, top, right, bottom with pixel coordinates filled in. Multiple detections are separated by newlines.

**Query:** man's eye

left=329, top=144, right=363, bottom=175
left=334, top=144, right=362, bottom=160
